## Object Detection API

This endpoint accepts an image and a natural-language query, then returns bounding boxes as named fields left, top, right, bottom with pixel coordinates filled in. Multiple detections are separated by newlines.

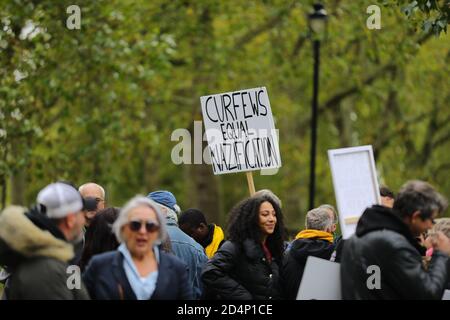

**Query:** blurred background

left=0, top=0, right=449, bottom=233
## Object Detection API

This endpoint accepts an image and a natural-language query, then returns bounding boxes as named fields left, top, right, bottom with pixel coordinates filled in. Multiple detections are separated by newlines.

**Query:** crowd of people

left=0, top=179, right=449, bottom=300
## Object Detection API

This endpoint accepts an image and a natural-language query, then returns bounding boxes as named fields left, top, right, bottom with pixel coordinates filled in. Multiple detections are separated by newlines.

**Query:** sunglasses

left=128, top=220, right=160, bottom=233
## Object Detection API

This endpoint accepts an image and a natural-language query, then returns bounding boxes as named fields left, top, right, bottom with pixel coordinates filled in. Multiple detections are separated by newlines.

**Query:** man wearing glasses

left=78, top=182, right=106, bottom=227
left=74, top=182, right=107, bottom=265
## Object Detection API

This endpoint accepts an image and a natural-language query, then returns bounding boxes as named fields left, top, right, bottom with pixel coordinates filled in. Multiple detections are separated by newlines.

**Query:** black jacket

left=341, top=205, right=449, bottom=300
left=201, top=239, right=282, bottom=300
left=281, top=238, right=335, bottom=299
left=82, top=250, right=193, bottom=300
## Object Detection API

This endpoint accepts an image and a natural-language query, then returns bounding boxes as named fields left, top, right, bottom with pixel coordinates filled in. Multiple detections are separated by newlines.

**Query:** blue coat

left=82, top=250, right=193, bottom=300
left=166, top=216, right=208, bottom=299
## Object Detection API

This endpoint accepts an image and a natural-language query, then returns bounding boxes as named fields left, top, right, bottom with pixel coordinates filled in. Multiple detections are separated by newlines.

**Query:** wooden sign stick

left=344, top=216, right=360, bottom=225
left=246, top=171, right=256, bottom=196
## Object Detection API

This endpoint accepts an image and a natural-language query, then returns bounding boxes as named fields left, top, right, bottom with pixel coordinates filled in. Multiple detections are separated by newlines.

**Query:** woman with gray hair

left=82, top=196, right=193, bottom=300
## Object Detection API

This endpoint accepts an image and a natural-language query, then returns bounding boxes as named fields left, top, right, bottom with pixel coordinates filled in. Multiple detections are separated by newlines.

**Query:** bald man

left=78, top=182, right=106, bottom=226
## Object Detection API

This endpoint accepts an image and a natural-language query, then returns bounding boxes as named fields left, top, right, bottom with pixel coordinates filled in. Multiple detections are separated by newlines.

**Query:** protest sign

left=328, top=145, right=381, bottom=239
left=297, top=256, right=341, bottom=300
left=442, top=290, right=450, bottom=300
left=200, top=87, right=281, bottom=194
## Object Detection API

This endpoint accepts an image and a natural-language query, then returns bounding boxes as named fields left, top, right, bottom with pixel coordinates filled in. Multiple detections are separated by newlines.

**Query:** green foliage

left=0, top=1, right=449, bottom=234
left=397, top=0, right=449, bottom=35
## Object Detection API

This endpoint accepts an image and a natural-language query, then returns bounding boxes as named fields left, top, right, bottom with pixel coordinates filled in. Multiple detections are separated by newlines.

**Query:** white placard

left=200, top=87, right=281, bottom=175
left=297, top=256, right=341, bottom=300
left=443, top=290, right=450, bottom=300
left=328, top=145, right=381, bottom=239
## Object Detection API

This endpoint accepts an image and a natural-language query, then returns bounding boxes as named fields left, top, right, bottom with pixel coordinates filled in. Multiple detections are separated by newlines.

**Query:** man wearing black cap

left=0, top=182, right=90, bottom=299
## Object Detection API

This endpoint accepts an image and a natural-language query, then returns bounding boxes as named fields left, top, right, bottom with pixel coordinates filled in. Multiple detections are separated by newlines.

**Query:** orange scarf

left=295, top=229, right=333, bottom=243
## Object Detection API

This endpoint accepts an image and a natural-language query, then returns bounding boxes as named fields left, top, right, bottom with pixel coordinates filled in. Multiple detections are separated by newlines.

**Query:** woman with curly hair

left=201, top=194, right=287, bottom=300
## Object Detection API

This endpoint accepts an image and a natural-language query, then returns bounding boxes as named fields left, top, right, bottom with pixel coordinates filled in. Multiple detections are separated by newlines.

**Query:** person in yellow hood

left=178, top=209, right=225, bottom=259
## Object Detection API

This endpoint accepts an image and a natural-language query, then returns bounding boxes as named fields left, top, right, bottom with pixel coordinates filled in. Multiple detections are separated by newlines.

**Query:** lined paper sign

left=328, top=145, right=381, bottom=239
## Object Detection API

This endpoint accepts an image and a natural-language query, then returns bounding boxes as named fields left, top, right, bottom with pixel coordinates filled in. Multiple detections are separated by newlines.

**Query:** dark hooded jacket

left=281, top=236, right=335, bottom=299
left=341, top=205, right=449, bottom=300
left=201, top=239, right=282, bottom=300
left=0, top=206, right=90, bottom=300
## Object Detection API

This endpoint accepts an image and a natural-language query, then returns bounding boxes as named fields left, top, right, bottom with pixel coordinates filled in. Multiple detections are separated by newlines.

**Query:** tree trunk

left=185, top=5, right=221, bottom=225
left=1, top=175, right=6, bottom=210
left=10, top=171, right=25, bottom=206
left=191, top=163, right=220, bottom=224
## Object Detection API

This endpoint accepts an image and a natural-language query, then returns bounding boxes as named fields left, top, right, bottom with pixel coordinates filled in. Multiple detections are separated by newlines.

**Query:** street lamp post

left=308, top=4, right=328, bottom=210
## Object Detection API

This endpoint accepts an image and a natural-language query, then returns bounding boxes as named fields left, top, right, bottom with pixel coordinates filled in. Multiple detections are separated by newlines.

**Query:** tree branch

left=432, top=131, right=450, bottom=149
left=319, top=63, right=396, bottom=114
left=291, top=34, right=307, bottom=58
left=434, top=163, right=450, bottom=176
left=234, top=1, right=296, bottom=50
left=417, top=100, right=439, bottom=165
left=372, top=89, right=397, bottom=154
